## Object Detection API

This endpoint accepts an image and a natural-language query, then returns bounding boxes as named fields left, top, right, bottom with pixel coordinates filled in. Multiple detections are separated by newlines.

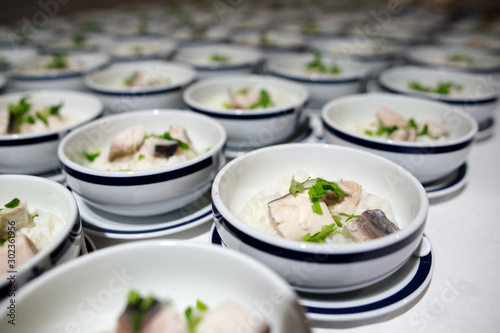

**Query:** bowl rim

left=266, top=52, right=370, bottom=84
left=378, top=66, right=499, bottom=104
left=109, top=37, right=177, bottom=59
left=5, top=240, right=302, bottom=315
left=308, top=37, right=400, bottom=60
left=174, top=44, right=263, bottom=71
left=211, top=143, right=429, bottom=256
left=9, top=53, right=111, bottom=80
left=182, top=74, right=310, bottom=116
left=57, top=109, right=227, bottom=179
left=0, top=90, right=104, bottom=144
left=83, top=60, right=197, bottom=95
left=321, top=93, right=478, bottom=150
left=0, top=174, right=80, bottom=283
left=404, top=45, right=500, bottom=73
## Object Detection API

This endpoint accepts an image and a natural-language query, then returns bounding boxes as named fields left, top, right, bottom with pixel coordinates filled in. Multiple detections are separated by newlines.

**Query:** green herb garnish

left=45, top=54, right=68, bottom=69
left=124, top=77, right=132, bottom=86
left=375, top=120, right=399, bottom=137
left=9, top=97, right=31, bottom=116
left=4, top=198, right=20, bottom=209
left=146, top=132, right=190, bottom=150
left=138, top=154, right=145, bottom=161
left=409, top=81, right=462, bottom=95
left=126, top=291, right=158, bottom=332
left=448, top=54, right=475, bottom=66
left=36, top=112, right=49, bottom=126
left=409, top=118, right=418, bottom=130
left=289, top=176, right=304, bottom=196
left=306, top=51, right=342, bottom=74
left=185, top=300, right=209, bottom=333
left=418, top=124, right=429, bottom=136
left=364, top=130, right=374, bottom=136
left=250, top=89, right=274, bottom=109
left=83, top=150, right=100, bottom=162
left=49, top=102, right=64, bottom=118
left=339, top=213, right=360, bottom=222
left=302, top=223, right=340, bottom=243
left=73, top=35, right=86, bottom=46
left=210, top=53, right=230, bottom=64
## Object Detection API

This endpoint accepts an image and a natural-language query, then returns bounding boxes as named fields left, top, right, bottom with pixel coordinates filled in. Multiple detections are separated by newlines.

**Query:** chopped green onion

left=339, top=212, right=360, bottom=222
left=409, top=118, right=418, bottom=130
left=289, top=176, right=304, bottom=196
left=36, top=112, right=49, bottom=126
left=124, top=77, right=132, bottom=86
left=4, top=198, right=20, bottom=208
left=46, top=54, right=68, bottom=69
left=127, top=290, right=141, bottom=305
left=210, top=54, right=230, bottom=63
left=82, top=150, right=100, bottom=162
left=418, top=124, right=429, bottom=136
left=9, top=97, right=31, bottom=116
left=249, top=89, right=274, bottom=109
left=185, top=299, right=209, bottom=333
left=302, top=223, right=340, bottom=243
left=138, top=154, right=145, bottom=161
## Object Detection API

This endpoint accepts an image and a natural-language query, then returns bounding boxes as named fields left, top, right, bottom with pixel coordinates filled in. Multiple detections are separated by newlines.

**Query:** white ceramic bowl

left=231, top=30, right=305, bottom=54
left=0, top=240, right=310, bottom=332
left=378, top=66, right=499, bottom=124
left=404, top=46, right=500, bottom=78
left=84, top=61, right=196, bottom=114
left=9, top=53, right=110, bottom=91
left=0, top=47, right=38, bottom=72
left=58, top=109, right=226, bottom=216
left=309, top=38, right=400, bottom=76
left=0, top=175, right=81, bottom=299
left=174, top=44, right=262, bottom=79
left=266, top=53, right=369, bottom=109
left=321, top=94, right=478, bottom=183
left=212, top=143, right=429, bottom=292
left=183, top=75, right=309, bottom=150
left=106, top=37, right=177, bottom=62
left=0, top=90, right=103, bottom=174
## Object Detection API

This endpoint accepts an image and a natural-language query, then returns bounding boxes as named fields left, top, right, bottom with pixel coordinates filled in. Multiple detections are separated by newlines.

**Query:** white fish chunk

left=268, top=192, right=335, bottom=241
left=344, top=209, right=400, bottom=242
left=197, top=300, right=270, bottom=333
left=333, top=181, right=362, bottom=214
left=0, top=199, right=30, bottom=237
left=0, top=234, right=38, bottom=276
left=169, top=124, right=191, bottom=144
left=108, top=125, right=146, bottom=162
left=66, top=56, right=83, bottom=71
left=424, top=120, right=449, bottom=139
left=376, top=107, right=408, bottom=128
left=229, top=87, right=260, bottom=109
left=129, top=71, right=164, bottom=87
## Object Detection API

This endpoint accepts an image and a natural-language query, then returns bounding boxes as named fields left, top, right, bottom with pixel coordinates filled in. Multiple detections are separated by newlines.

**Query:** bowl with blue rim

left=321, top=93, right=478, bottom=183
left=183, top=75, right=309, bottom=151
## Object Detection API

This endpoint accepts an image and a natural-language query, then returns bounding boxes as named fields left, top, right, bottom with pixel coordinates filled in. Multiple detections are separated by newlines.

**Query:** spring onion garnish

left=249, top=89, right=274, bottom=109
left=9, top=97, right=31, bottom=116
left=306, top=51, right=342, bottom=74
left=125, top=290, right=158, bottom=333
left=408, top=81, right=462, bottom=95
left=210, top=54, right=230, bottom=64
left=73, top=35, right=86, bottom=46
left=4, top=198, right=20, bottom=209
left=289, top=176, right=304, bottom=196
left=46, top=54, right=68, bottom=69
left=373, top=120, right=399, bottom=137
left=288, top=177, right=345, bottom=215
left=146, top=132, right=190, bottom=150
left=138, top=154, right=145, bottom=161
left=83, top=150, right=100, bottom=162
left=49, top=102, right=64, bottom=118
left=185, top=300, right=209, bottom=333
left=448, top=54, right=475, bottom=66
left=302, top=223, right=340, bottom=243
left=123, top=77, right=132, bottom=86
left=339, top=213, right=360, bottom=222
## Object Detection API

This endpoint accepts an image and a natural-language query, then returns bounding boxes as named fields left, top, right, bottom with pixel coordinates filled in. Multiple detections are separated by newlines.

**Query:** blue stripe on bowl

left=195, top=62, right=256, bottom=71
left=82, top=208, right=211, bottom=234
left=304, top=251, right=432, bottom=314
left=322, top=119, right=474, bottom=154
left=212, top=204, right=425, bottom=263
left=425, top=163, right=467, bottom=193
left=86, top=83, right=185, bottom=97
left=11, top=71, right=83, bottom=80
left=0, top=133, right=59, bottom=146
left=62, top=155, right=213, bottom=186
left=269, top=70, right=362, bottom=84
left=378, top=81, right=498, bottom=105
left=186, top=104, right=299, bottom=120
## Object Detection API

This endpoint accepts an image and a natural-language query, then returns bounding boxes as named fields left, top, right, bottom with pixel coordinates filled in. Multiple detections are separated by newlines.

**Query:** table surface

left=88, top=109, right=500, bottom=333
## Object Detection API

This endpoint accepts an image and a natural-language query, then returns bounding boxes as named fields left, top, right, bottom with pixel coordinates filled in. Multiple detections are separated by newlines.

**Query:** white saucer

left=224, top=115, right=323, bottom=159
left=475, top=117, right=495, bottom=142
left=0, top=168, right=65, bottom=183
left=71, top=189, right=213, bottom=239
left=424, top=163, right=468, bottom=202
left=210, top=226, right=434, bottom=328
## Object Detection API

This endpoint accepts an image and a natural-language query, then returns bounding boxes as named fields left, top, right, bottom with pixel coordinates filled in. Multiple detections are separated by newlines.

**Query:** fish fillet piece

left=229, top=87, right=260, bottom=109
left=108, top=125, right=146, bottom=162
left=344, top=209, right=400, bottom=242
left=268, top=192, right=335, bottom=241
left=0, top=199, right=30, bottom=238
left=333, top=181, right=362, bottom=214
left=376, top=107, right=408, bottom=128
left=169, top=125, right=191, bottom=144
left=116, top=298, right=185, bottom=333
left=0, top=234, right=38, bottom=276
left=197, top=300, right=270, bottom=333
